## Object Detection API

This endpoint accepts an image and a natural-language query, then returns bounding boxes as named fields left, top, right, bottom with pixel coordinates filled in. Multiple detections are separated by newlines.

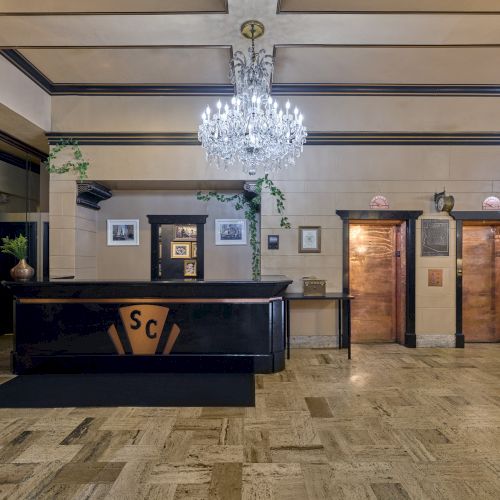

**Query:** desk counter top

left=2, top=277, right=292, bottom=300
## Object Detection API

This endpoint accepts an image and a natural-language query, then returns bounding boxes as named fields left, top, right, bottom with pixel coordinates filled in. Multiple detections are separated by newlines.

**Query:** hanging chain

left=251, top=23, right=256, bottom=61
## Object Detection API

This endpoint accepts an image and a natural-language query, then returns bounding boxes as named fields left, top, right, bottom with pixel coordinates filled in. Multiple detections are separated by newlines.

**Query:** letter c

left=146, top=319, right=158, bottom=339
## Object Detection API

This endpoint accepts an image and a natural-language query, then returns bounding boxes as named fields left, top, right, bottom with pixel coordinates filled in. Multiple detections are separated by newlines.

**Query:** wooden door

left=463, top=225, right=500, bottom=342
left=350, top=223, right=398, bottom=343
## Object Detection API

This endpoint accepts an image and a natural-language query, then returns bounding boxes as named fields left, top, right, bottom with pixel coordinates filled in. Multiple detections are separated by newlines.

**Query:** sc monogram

left=107, top=305, right=181, bottom=355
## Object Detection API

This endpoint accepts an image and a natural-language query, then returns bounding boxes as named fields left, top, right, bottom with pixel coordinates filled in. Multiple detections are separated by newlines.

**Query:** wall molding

left=47, top=131, right=500, bottom=147
left=0, top=130, right=47, bottom=162
left=5, top=48, right=500, bottom=97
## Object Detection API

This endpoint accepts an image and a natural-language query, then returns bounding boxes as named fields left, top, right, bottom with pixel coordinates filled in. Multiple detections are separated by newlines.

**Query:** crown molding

left=47, top=131, right=500, bottom=146
left=4, top=48, right=500, bottom=97
left=0, top=130, right=47, bottom=161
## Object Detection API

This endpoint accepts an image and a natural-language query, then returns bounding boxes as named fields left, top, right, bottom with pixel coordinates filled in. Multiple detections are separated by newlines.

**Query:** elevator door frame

left=452, top=211, right=500, bottom=348
left=337, top=210, right=422, bottom=348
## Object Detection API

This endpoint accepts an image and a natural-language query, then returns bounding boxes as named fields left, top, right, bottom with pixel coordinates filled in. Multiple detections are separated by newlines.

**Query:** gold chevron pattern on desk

left=1, top=336, right=500, bottom=499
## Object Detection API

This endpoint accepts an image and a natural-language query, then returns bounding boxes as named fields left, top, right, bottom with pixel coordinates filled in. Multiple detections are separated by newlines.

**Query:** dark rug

left=0, top=373, right=255, bottom=407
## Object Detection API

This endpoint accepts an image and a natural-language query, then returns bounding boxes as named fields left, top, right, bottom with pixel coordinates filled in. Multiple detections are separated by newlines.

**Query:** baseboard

left=290, top=335, right=339, bottom=348
left=405, top=333, right=417, bottom=348
left=455, top=333, right=465, bottom=348
left=416, top=334, right=456, bottom=348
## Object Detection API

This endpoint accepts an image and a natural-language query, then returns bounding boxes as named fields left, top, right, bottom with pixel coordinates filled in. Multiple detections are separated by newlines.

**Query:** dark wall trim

left=0, top=151, right=40, bottom=174
left=6, top=48, right=500, bottom=97
left=147, top=215, right=208, bottom=225
left=47, top=132, right=500, bottom=147
left=336, top=210, right=422, bottom=348
left=451, top=211, right=500, bottom=220
left=0, top=130, right=47, bottom=162
left=450, top=210, right=500, bottom=347
left=272, top=83, right=500, bottom=97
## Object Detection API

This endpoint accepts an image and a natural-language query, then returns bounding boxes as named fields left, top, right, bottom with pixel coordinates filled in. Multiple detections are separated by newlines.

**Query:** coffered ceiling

left=0, top=0, right=228, bottom=15
left=277, top=0, right=500, bottom=14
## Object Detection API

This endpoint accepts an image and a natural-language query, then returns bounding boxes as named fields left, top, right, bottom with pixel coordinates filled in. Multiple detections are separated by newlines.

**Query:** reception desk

left=2, top=278, right=292, bottom=374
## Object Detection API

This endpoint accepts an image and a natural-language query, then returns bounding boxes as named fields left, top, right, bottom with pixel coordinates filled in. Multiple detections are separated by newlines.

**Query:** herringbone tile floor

left=1, top=334, right=500, bottom=499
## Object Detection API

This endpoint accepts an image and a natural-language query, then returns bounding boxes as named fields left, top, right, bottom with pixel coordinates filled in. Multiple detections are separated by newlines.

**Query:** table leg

left=346, top=299, right=351, bottom=360
left=338, top=300, right=342, bottom=349
left=286, top=299, right=291, bottom=360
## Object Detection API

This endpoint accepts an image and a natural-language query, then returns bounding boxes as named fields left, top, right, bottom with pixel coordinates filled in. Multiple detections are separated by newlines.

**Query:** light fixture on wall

left=198, top=20, right=307, bottom=176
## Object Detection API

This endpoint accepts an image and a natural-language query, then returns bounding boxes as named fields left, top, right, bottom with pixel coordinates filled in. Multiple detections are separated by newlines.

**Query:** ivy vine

left=43, top=138, right=90, bottom=181
left=197, top=174, right=291, bottom=280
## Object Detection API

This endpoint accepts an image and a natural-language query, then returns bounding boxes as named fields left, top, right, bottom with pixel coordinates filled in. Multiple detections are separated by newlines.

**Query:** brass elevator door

left=349, top=223, right=405, bottom=343
left=463, top=225, right=500, bottom=342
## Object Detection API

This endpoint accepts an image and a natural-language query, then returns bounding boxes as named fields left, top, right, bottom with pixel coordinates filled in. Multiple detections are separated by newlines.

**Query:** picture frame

left=107, top=219, right=139, bottom=246
left=215, top=219, right=247, bottom=245
left=174, top=224, right=197, bottom=241
left=184, top=259, right=197, bottom=277
left=192, top=242, right=197, bottom=258
left=171, top=242, right=191, bottom=259
left=268, top=234, right=279, bottom=250
left=298, top=226, right=321, bottom=253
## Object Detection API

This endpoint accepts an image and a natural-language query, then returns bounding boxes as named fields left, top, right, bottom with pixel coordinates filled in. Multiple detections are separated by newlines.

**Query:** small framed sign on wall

left=421, top=219, right=449, bottom=256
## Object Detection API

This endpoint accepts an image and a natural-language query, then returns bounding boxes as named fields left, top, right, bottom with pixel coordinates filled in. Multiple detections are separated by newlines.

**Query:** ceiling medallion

left=198, top=20, right=307, bottom=176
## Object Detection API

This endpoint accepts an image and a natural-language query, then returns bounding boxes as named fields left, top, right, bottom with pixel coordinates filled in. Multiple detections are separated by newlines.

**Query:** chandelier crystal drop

left=198, top=20, right=307, bottom=176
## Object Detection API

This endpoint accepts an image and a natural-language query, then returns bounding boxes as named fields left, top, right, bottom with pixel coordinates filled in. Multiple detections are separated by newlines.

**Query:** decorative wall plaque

left=421, top=219, right=449, bottom=256
left=428, top=269, right=443, bottom=287
left=369, top=195, right=389, bottom=209
left=482, top=196, right=500, bottom=210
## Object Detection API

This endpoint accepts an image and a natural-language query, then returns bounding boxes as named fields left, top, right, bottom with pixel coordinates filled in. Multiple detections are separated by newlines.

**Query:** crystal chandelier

left=198, top=20, right=307, bottom=176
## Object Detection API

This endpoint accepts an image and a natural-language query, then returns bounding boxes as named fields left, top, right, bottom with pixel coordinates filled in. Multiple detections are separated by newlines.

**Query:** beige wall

left=96, top=190, right=254, bottom=280
left=47, top=91, right=500, bottom=347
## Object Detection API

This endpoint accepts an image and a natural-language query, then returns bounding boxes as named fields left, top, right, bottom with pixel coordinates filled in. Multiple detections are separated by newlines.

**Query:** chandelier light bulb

left=268, top=97, right=273, bottom=105
left=206, top=106, right=211, bottom=115
left=286, top=101, right=290, bottom=110
left=216, top=100, right=222, bottom=110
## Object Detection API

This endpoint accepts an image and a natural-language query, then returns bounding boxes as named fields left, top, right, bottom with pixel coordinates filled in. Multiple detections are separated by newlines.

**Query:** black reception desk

left=2, top=278, right=292, bottom=374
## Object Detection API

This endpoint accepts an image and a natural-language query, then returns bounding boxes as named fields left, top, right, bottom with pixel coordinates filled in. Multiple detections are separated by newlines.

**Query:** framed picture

left=192, top=242, right=197, bottom=258
left=184, top=259, right=197, bottom=277
left=299, top=226, right=321, bottom=253
left=107, top=219, right=139, bottom=246
left=421, top=219, right=449, bottom=256
left=215, top=219, right=247, bottom=245
left=171, top=242, right=191, bottom=259
left=174, top=224, right=197, bottom=241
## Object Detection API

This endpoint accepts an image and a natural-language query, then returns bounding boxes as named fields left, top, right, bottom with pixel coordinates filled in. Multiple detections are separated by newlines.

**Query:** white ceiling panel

left=0, top=0, right=227, bottom=14
left=19, top=47, right=231, bottom=84
left=274, top=46, right=500, bottom=84
left=278, top=0, right=500, bottom=13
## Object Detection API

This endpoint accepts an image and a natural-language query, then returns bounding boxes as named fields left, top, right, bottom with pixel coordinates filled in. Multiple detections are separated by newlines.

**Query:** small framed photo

left=268, top=234, right=279, bottom=250
left=107, top=219, right=139, bottom=246
left=174, top=224, right=197, bottom=241
left=215, top=219, right=247, bottom=245
left=192, top=242, right=197, bottom=258
left=171, top=242, right=191, bottom=259
left=184, top=259, right=197, bottom=277
left=299, top=226, right=321, bottom=253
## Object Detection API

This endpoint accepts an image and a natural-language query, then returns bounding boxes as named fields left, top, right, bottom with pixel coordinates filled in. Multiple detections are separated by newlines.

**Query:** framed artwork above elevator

left=336, top=210, right=422, bottom=348
left=452, top=211, right=500, bottom=348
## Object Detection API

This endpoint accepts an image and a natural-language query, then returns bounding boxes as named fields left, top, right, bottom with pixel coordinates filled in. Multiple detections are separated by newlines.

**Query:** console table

left=283, top=293, right=354, bottom=360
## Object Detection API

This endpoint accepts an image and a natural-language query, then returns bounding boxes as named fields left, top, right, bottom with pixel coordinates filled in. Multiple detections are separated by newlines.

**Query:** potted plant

left=0, top=235, right=34, bottom=282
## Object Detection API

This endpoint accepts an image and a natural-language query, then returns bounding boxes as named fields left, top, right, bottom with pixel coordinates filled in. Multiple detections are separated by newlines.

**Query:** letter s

left=130, top=310, right=141, bottom=330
